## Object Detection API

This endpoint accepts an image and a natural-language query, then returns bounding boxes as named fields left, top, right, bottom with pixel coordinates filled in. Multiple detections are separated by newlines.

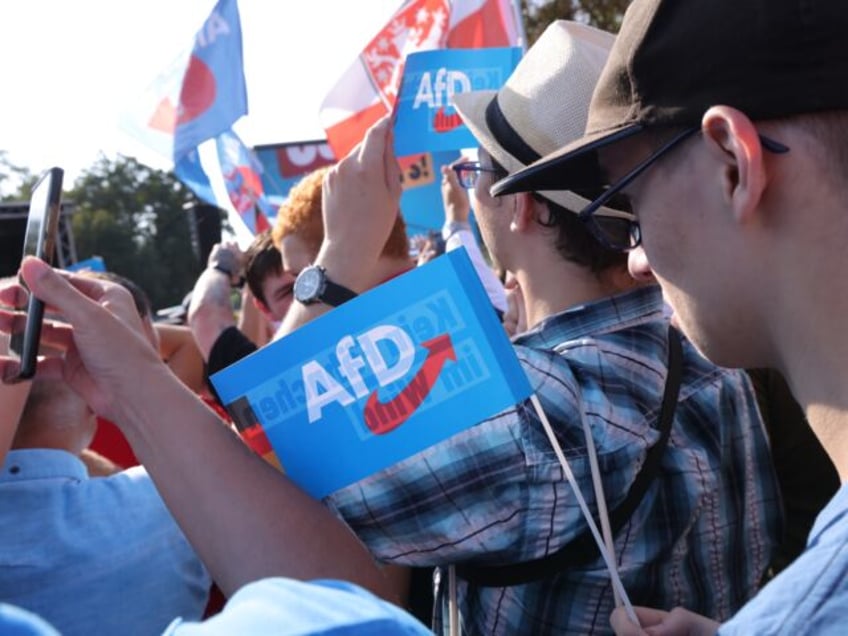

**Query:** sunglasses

left=578, top=128, right=790, bottom=251
left=452, top=161, right=501, bottom=189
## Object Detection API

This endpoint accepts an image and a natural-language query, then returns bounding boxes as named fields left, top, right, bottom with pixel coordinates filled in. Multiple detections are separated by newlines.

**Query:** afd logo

left=303, top=325, right=455, bottom=435
left=413, top=68, right=470, bottom=133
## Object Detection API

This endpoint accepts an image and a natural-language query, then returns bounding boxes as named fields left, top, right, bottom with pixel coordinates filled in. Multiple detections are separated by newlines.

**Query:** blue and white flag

left=121, top=0, right=247, bottom=162
left=216, top=129, right=275, bottom=234
left=211, top=248, right=532, bottom=498
left=174, top=148, right=218, bottom=207
left=393, top=46, right=522, bottom=155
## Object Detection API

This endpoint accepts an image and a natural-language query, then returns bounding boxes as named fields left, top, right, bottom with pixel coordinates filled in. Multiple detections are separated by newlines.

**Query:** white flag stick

left=448, top=564, right=461, bottom=636
left=530, top=393, right=639, bottom=626
left=580, top=405, right=621, bottom=607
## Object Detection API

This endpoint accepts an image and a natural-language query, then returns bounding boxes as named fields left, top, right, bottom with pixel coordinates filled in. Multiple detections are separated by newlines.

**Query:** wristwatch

left=293, top=265, right=357, bottom=307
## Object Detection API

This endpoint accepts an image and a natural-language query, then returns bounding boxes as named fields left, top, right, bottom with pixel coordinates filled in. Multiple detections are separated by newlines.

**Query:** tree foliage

left=69, top=155, right=209, bottom=310
left=521, top=0, right=631, bottom=45
left=0, top=151, right=36, bottom=201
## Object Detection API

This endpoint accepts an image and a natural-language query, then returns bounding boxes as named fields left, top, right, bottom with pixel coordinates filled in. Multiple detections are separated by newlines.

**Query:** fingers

left=19, top=258, right=137, bottom=327
left=0, top=354, right=65, bottom=384
left=354, top=115, right=402, bottom=198
left=441, top=164, right=460, bottom=188
left=383, top=124, right=403, bottom=198
left=610, top=606, right=656, bottom=635
left=0, top=278, right=28, bottom=310
left=610, top=606, right=718, bottom=636
left=650, top=608, right=721, bottom=636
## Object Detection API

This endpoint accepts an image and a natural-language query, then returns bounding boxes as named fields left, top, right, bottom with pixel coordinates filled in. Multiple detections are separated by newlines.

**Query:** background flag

left=174, top=148, right=219, bottom=206
left=121, top=0, right=247, bottom=162
left=211, top=248, right=532, bottom=498
left=253, top=140, right=460, bottom=236
left=319, top=0, right=522, bottom=159
left=253, top=139, right=337, bottom=208
left=393, top=46, right=522, bottom=155
left=216, top=129, right=274, bottom=234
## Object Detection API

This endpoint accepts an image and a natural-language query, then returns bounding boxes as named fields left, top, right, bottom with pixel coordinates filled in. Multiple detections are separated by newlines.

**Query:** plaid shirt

left=328, top=285, right=782, bottom=635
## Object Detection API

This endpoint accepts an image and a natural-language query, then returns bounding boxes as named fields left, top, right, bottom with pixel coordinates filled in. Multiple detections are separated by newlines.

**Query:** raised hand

left=610, top=605, right=720, bottom=636
left=0, top=257, right=161, bottom=422
left=319, top=115, right=403, bottom=292
left=441, top=158, right=471, bottom=224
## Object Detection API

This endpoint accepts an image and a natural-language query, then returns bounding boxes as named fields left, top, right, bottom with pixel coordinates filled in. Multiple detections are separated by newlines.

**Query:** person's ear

left=701, top=106, right=767, bottom=225
left=510, top=192, right=535, bottom=232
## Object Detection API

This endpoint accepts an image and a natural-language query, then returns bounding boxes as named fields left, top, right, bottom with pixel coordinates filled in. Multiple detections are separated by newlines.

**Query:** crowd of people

left=1, top=0, right=846, bottom=633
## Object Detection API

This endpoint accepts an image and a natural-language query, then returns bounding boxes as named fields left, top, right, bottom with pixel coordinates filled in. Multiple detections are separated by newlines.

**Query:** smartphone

left=9, top=167, right=64, bottom=379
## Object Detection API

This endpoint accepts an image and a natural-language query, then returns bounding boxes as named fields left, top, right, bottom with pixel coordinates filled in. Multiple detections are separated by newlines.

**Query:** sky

left=0, top=0, right=403, bottom=190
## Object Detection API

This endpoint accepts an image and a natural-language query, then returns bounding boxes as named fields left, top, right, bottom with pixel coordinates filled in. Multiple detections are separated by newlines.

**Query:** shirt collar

left=512, top=285, right=666, bottom=348
left=809, top=482, right=848, bottom=544
left=0, top=448, right=88, bottom=483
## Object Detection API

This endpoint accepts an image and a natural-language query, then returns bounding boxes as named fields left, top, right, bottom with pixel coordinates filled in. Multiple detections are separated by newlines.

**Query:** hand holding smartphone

left=9, top=167, right=64, bottom=380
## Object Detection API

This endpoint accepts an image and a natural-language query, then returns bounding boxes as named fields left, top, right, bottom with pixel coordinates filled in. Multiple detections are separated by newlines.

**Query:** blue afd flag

left=174, top=148, right=218, bottom=206
left=394, top=46, right=522, bottom=156
left=211, top=248, right=532, bottom=498
left=121, top=0, right=247, bottom=161
left=216, top=129, right=275, bottom=234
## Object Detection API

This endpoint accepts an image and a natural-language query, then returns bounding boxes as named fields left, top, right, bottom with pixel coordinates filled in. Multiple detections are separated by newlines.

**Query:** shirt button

left=9, top=466, right=20, bottom=475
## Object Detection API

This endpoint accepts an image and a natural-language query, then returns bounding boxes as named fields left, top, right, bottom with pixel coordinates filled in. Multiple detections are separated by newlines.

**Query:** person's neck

left=11, top=410, right=95, bottom=458
left=780, top=334, right=848, bottom=484
left=12, top=432, right=87, bottom=457
left=515, top=256, right=638, bottom=330
left=771, top=252, right=848, bottom=483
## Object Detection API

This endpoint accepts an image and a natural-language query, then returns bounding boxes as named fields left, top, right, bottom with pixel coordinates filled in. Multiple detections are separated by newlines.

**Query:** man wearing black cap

left=496, top=0, right=848, bottom=633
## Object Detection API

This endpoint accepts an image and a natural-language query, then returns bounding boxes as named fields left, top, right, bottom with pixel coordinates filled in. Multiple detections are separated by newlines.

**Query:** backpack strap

left=455, top=326, right=684, bottom=587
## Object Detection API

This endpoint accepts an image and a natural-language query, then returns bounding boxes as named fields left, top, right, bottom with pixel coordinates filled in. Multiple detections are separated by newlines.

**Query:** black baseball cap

left=492, top=0, right=848, bottom=197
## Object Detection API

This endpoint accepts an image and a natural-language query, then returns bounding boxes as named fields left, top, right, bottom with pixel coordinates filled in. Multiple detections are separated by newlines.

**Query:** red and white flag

left=319, top=0, right=521, bottom=158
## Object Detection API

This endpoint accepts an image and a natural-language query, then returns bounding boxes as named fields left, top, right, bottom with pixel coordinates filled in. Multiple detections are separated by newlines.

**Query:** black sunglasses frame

left=578, top=128, right=790, bottom=251
left=452, top=161, right=501, bottom=190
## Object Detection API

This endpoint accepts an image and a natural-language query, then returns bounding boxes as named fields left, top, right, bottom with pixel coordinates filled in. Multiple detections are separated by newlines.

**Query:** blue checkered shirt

left=327, top=285, right=782, bottom=635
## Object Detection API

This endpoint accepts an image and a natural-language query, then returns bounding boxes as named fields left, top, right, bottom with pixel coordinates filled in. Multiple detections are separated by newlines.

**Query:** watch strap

left=320, top=278, right=357, bottom=307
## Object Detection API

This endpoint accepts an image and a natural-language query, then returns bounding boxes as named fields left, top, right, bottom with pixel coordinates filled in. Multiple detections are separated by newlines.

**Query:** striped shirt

left=328, top=285, right=782, bottom=635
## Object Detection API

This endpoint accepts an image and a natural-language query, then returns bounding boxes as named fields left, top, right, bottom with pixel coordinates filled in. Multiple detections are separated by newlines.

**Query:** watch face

left=294, top=266, right=324, bottom=302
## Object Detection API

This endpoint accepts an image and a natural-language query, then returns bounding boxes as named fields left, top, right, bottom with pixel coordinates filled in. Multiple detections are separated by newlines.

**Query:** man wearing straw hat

left=312, top=20, right=780, bottom=634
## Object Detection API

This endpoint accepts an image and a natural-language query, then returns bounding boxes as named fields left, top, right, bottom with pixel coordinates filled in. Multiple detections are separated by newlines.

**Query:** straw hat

left=452, top=20, right=615, bottom=213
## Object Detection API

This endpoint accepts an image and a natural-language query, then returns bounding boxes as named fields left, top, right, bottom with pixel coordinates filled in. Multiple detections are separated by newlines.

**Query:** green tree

left=522, top=0, right=631, bottom=45
left=70, top=155, right=215, bottom=310
left=0, top=151, right=36, bottom=201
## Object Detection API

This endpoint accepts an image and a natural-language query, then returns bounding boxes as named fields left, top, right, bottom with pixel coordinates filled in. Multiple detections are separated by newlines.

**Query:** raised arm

left=156, top=323, right=206, bottom=395
left=441, top=159, right=507, bottom=313
left=276, top=116, right=403, bottom=338
left=0, top=259, right=396, bottom=602
left=188, top=243, right=244, bottom=361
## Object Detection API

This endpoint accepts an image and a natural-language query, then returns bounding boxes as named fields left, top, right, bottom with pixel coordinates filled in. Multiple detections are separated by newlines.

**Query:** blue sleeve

left=0, top=604, right=60, bottom=636
left=163, top=578, right=431, bottom=635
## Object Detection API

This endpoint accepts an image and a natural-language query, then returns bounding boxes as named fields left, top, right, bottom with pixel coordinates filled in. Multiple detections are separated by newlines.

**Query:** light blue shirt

left=719, top=482, right=848, bottom=635
left=0, top=449, right=210, bottom=636
left=0, top=579, right=430, bottom=636
left=165, top=578, right=431, bottom=635
left=0, top=604, right=59, bottom=636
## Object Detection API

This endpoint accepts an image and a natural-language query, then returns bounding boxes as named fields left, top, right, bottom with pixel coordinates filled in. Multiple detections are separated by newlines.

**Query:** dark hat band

left=485, top=96, right=541, bottom=166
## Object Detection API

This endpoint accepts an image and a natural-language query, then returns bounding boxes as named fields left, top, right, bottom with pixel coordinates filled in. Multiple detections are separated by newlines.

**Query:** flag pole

left=509, top=0, right=529, bottom=51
